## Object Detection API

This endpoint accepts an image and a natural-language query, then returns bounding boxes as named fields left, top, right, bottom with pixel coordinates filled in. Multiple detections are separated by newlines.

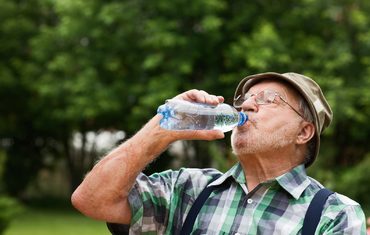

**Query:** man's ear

left=296, top=122, right=315, bottom=145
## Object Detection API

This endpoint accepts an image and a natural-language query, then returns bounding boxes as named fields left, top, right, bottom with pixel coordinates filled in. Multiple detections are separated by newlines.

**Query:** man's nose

left=241, top=96, right=259, bottom=113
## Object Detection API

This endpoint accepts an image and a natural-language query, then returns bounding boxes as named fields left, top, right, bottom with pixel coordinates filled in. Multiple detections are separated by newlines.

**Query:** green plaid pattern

left=108, top=164, right=366, bottom=234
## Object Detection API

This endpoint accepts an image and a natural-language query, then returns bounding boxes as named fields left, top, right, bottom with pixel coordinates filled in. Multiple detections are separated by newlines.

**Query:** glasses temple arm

left=278, top=95, right=307, bottom=121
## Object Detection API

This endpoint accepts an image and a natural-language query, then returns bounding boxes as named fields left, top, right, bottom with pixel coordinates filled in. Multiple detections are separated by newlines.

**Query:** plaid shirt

left=107, top=163, right=366, bottom=234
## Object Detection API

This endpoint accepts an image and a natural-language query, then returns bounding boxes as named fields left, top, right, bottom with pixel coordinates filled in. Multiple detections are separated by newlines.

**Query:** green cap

left=233, top=72, right=333, bottom=167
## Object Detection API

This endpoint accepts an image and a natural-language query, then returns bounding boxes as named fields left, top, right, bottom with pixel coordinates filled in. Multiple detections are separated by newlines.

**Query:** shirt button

left=247, top=198, right=253, bottom=204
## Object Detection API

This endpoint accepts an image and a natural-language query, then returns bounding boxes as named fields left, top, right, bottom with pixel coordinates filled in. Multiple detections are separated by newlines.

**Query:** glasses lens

left=235, top=94, right=244, bottom=106
left=235, top=93, right=251, bottom=106
left=256, top=91, right=276, bottom=104
left=236, top=90, right=278, bottom=106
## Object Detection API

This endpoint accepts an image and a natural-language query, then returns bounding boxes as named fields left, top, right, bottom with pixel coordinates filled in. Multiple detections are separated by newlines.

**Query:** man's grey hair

left=298, top=97, right=315, bottom=165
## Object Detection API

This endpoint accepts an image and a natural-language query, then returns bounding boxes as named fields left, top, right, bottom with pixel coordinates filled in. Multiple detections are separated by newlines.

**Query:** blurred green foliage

left=0, top=151, right=23, bottom=234
left=0, top=196, right=22, bottom=234
left=1, top=0, right=370, bottom=213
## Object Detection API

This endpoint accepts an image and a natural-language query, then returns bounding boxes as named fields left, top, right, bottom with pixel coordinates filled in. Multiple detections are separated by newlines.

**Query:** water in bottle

left=157, top=99, right=248, bottom=132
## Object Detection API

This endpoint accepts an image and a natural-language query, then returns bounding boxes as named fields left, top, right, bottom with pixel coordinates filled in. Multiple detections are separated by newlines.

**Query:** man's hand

left=169, top=89, right=225, bottom=141
left=173, top=89, right=225, bottom=105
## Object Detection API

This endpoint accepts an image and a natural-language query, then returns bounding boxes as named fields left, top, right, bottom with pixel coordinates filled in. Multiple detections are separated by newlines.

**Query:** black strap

left=302, top=188, right=334, bottom=235
left=107, top=222, right=130, bottom=235
left=180, top=180, right=333, bottom=235
left=179, top=175, right=221, bottom=235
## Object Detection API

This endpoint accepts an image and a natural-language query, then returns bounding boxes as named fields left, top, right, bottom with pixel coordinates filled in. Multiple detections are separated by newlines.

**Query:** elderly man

left=72, top=72, right=366, bottom=234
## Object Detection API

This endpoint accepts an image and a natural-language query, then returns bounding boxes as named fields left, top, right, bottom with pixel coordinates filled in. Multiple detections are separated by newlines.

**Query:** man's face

left=231, top=80, right=304, bottom=156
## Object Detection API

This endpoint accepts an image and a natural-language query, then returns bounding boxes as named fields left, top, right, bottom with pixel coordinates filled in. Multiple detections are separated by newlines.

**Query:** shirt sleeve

left=318, top=194, right=367, bottom=235
left=117, top=168, right=221, bottom=235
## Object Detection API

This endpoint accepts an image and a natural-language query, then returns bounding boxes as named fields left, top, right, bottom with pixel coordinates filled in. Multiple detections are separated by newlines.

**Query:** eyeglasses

left=234, top=90, right=306, bottom=120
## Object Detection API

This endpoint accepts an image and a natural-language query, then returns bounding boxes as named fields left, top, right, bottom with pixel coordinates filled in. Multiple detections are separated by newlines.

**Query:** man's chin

left=231, top=138, right=250, bottom=155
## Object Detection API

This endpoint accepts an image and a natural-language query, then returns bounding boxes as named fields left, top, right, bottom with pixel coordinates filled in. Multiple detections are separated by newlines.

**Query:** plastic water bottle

left=157, top=99, right=248, bottom=132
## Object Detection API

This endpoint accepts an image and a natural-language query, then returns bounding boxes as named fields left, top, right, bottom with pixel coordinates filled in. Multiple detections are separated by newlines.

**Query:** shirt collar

left=208, top=162, right=245, bottom=187
left=209, top=163, right=310, bottom=200
left=274, top=164, right=311, bottom=200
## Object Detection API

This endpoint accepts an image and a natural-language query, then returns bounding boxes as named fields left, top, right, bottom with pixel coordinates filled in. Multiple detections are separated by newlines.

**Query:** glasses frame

left=234, top=90, right=306, bottom=121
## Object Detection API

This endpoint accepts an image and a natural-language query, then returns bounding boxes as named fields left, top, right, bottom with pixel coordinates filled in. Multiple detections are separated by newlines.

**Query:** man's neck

left=238, top=149, right=302, bottom=192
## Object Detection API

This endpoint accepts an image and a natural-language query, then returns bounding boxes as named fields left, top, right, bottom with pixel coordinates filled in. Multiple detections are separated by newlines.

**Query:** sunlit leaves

left=3, top=0, right=370, bottom=205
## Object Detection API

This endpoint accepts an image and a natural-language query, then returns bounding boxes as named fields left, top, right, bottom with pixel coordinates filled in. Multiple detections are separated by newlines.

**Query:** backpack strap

left=302, top=188, right=334, bottom=235
left=179, top=175, right=221, bottom=235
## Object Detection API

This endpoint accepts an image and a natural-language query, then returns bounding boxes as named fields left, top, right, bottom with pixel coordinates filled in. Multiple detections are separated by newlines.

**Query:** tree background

left=1, top=0, right=370, bottom=230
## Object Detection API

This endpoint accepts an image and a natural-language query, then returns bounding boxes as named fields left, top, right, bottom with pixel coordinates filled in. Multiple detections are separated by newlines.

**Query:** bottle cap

left=237, top=112, right=248, bottom=126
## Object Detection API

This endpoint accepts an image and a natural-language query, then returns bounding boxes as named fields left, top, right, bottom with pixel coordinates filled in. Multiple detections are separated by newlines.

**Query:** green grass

left=4, top=206, right=111, bottom=235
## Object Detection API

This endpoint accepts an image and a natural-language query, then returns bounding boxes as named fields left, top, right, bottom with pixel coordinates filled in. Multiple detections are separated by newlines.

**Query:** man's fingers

left=173, top=89, right=224, bottom=105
